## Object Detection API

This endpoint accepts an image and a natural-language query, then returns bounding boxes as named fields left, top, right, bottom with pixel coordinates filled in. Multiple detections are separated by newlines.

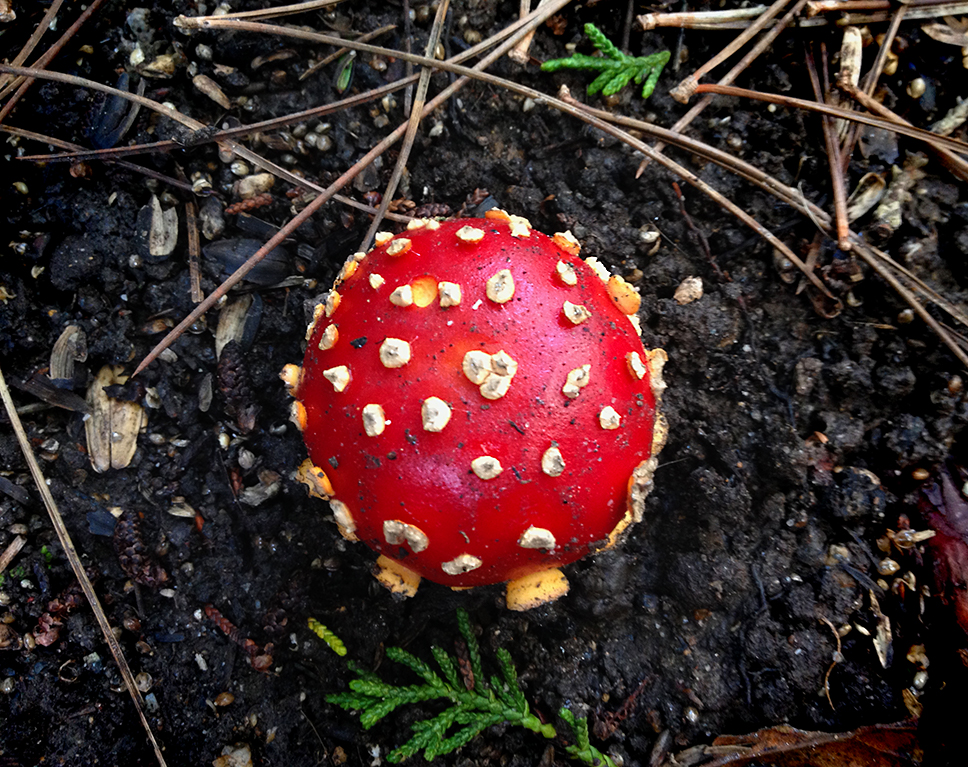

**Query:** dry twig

left=837, top=76, right=968, bottom=182
left=0, top=0, right=109, bottom=122
left=0, top=366, right=168, bottom=767
left=637, top=0, right=810, bottom=176
left=692, top=82, right=968, bottom=155
left=0, top=0, right=62, bottom=96
left=360, top=0, right=450, bottom=249
left=805, top=47, right=850, bottom=250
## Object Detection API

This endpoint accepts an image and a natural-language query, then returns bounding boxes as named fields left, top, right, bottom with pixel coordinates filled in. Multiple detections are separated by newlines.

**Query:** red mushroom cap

left=285, top=213, right=666, bottom=603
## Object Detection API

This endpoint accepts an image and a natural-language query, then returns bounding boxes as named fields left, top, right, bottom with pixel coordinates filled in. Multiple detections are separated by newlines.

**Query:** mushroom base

left=505, top=568, right=570, bottom=611
left=374, top=555, right=421, bottom=598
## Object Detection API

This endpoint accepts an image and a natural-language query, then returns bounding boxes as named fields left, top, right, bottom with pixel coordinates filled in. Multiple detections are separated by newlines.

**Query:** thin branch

left=185, top=201, right=204, bottom=304
left=0, top=534, right=26, bottom=576
left=669, top=0, right=797, bottom=103
left=692, top=82, right=968, bottom=156
left=557, top=88, right=834, bottom=298
left=0, top=0, right=63, bottom=96
left=805, top=47, right=850, bottom=250
left=640, top=5, right=815, bottom=30
left=839, top=4, right=906, bottom=169
left=851, top=243, right=968, bottom=368
left=299, top=23, right=396, bottom=82
left=639, top=0, right=967, bottom=28
left=205, top=0, right=346, bottom=21
left=806, top=0, right=968, bottom=15
left=0, top=0, right=109, bottom=122
left=837, top=76, right=968, bottom=182
left=16, top=77, right=413, bottom=163
left=638, top=0, right=810, bottom=176
left=0, top=366, right=168, bottom=767
left=2, top=124, right=196, bottom=192
left=361, top=0, right=450, bottom=250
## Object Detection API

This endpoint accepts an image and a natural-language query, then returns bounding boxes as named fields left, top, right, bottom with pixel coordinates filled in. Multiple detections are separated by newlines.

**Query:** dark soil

left=1, top=1, right=967, bottom=765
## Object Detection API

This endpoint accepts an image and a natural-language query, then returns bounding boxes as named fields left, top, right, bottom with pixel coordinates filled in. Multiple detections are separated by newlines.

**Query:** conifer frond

left=324, top=608, right=615, bottom=765
left=541, top=23, right=669, bottom=99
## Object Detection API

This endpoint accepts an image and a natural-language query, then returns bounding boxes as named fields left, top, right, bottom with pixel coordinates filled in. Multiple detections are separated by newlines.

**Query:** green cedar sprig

left=325, top=608, right=616, bottom=766
left=308, top=617, right=347, bottom=656
left=541, top=23, right=670, bottom=100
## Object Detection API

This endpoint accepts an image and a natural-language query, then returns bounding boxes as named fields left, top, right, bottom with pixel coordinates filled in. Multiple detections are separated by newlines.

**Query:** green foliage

left=308, top=617, right=347, bottom=656
left=541, top=23, right=670, bottom=100
left=326, top=608, right=616, bottom=765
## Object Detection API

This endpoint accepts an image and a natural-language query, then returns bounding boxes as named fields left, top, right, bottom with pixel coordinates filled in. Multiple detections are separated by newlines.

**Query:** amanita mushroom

left=282, top=211, right=667, bottom=610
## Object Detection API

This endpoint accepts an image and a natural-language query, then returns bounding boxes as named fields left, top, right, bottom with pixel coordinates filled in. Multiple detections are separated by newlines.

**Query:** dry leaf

left=666, top=721, right=921, bottom=767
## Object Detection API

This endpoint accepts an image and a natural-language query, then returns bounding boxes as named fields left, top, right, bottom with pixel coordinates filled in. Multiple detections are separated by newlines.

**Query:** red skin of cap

left=298, top=218, right=658, bottom=587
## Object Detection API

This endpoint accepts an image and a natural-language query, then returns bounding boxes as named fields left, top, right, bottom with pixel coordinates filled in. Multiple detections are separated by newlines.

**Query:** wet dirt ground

left=1, top=1, right=967, bottom=765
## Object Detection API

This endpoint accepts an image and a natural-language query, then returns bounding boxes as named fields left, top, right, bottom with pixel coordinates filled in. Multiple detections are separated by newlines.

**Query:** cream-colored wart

left=306, top=303, right=326, bottom=341
left=389, top=285, right=414, bottom=307
left=322, top=365, right=351, bottom=392
left=556, top=260, right=578, bottom=286
left=563, top=300, right=591, bottom=324
left=471, top=455, right=503, bottom=479
left=361, top=403, right=387, bottom=437
left=386, top=238, right=412, bottom=257
left=438, top=281, right=462, bottom=307
left=486, top=269, right=515, bottom=303
left=421, top=396, right=452, bottom=432
left=507, top=214, right=532, bottom=238
left=318, top=324, right=338, bottom=351
left=296, top=458, right=334, bottom=499
left=456, top=225, right=485, bottom=244
left=490, top=350, right=518, bottom=377
left=562, top=364, right=591, bottom=399
left=379, top=338, right=412, bottom=368
left=646, top=348, right=668, bottom=399
left=462, top=350, right=493, bottom=384
left=480, top=374, right=512, bottom=400
left=541, top=445, right=565, bottom=476
left=324, top=290, right=341, bottom=317
left=651, top=412, right=669, bottom=457
left=627, top=456, right=658, bottom=523
left=584, top=256, right=611, bottom=283
left=627, top=314, right=643, bottom=336
left=289, top=401, right=308, bottom=431
left=463, top=349, right=518, bottom=400
left=599, top=405, right=621, bottom=430
left=280, top=363, right=302, bottom=392
left=553, top=231, right=581, bottom=256
left=441, top=553, right=483, bottom=576
left=518, top=526, right=556, bottom=550
left=374, top=555, right=421, bottom=598
left=374, top=231, right=394, bottom=246
left=384, top=519, right=429, bottom=552
left=626, top=351, right=647, bottom=380
left=369, top=273, right=386, bottom=289
left=330, top=499, right=358, bottom=541
left=505, top=568, right=569, bottom=611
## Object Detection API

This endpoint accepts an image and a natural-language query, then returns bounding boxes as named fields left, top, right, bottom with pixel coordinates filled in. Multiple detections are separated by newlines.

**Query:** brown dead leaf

left=665, top=721, right=921, bottom=767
